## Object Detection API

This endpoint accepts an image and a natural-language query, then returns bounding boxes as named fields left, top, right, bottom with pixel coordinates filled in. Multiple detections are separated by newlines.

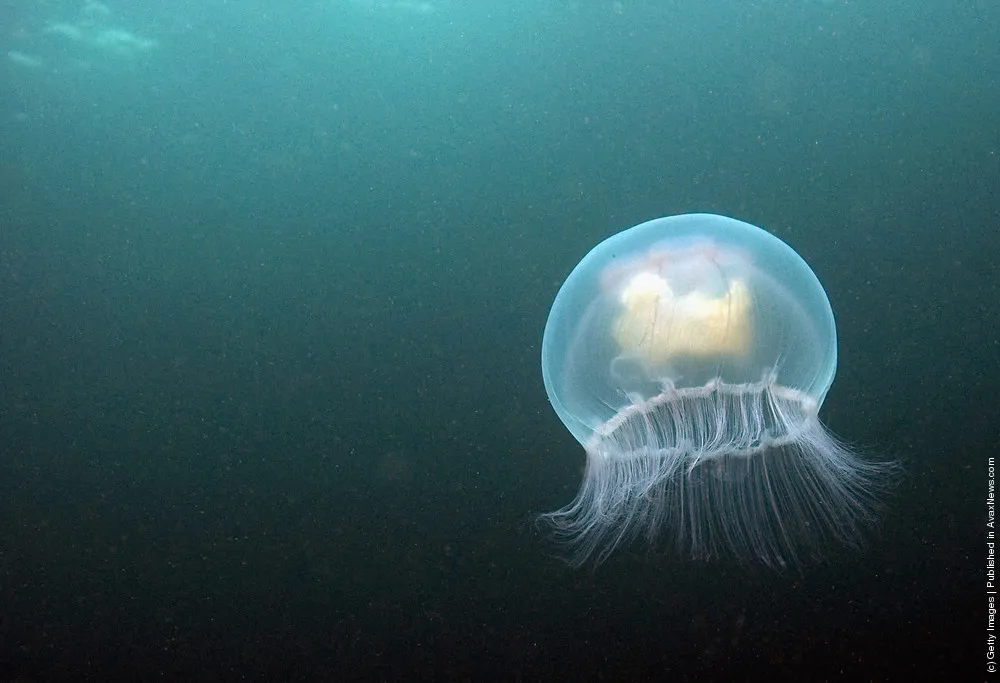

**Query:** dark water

left=1, top=1, right=993, bottom=680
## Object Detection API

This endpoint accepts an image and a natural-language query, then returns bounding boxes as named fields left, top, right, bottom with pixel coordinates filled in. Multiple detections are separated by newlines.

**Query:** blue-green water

left=1, top=1, right=994, bottom=680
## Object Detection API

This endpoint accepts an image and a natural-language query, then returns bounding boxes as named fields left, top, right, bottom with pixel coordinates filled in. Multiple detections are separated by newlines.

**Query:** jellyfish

left=540, top=213, right=895, bottom=568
